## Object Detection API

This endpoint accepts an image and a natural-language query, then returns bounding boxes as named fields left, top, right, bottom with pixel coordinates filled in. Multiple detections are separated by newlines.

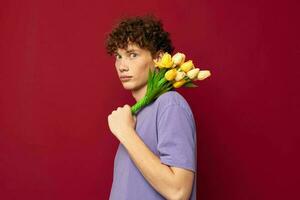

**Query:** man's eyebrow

left=114, top=49, right=139, bottom=56
left=125, top=49, right=139, bottom=53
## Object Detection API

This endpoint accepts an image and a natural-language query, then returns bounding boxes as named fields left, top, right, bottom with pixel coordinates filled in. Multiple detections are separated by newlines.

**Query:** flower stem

left=131, top=95, right=148, bottom=115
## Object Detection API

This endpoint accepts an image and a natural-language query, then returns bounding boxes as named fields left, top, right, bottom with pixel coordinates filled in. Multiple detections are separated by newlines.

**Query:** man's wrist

left=118, top=128, right=136, bottom=145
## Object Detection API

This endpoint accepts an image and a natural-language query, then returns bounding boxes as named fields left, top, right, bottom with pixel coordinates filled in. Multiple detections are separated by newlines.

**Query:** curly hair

left=105, top=15, right=174, bottom=57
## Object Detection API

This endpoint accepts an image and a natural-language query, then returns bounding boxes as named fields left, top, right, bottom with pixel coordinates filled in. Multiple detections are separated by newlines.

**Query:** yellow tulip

left=172, top=52, right=186, bottom=67
left=165, top=68, right=177, bottom=81
left=180, top=60, right=194, bottom=72
left=173, top=79, right=187, bottom=88
left=175, top=71, right=186, bottom=81
left=197, top=70, right=211, bottom=80
left=154, top=52, right=173, bottom=68
left=187, top=68, right=200, bottom=80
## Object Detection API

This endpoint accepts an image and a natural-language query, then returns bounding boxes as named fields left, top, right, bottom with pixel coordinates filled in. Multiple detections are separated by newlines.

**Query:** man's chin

left=122, top=86, right=133, bottom=90
left=122, top=82, right=143, bottom=91
left=121, top=83, right=135, bottom=90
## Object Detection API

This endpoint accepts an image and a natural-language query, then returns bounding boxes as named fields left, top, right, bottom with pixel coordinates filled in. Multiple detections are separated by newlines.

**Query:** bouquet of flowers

left=131, top=52, right=211, bottom=115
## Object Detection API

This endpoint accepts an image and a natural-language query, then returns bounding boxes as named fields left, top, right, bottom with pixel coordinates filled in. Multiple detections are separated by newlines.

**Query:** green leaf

left=158, top=68, right=166, bottom=80
left=183, top=81, right=198, bottom=88
left=147, top=69, right=152, bottom=90
left=153, top=69, right=160, bottom=84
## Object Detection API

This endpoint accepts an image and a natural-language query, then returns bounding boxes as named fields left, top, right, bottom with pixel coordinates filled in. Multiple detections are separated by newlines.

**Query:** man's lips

left=120, top=76, right=132, bottom=81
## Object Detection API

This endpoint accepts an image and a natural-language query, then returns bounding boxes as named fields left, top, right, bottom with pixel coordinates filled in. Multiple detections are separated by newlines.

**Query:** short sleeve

left=157, top=104, right=197, bottom=172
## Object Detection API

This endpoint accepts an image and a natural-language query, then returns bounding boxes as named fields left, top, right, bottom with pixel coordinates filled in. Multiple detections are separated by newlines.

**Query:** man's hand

left=108, top=104, right=137, bottom=142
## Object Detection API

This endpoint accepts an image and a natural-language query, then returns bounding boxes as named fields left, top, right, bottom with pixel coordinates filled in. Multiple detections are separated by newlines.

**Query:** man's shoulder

left=156, top=90, right=189, bottom=106
left=155, top=91, right=193, bottom=117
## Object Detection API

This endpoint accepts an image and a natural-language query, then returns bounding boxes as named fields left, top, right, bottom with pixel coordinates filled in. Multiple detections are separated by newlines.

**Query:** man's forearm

left=118, top=128, right=180, bottom=200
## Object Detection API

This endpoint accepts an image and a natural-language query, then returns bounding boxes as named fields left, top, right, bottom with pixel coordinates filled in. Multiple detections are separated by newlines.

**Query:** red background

left=1, top=0, right=299, bottom=199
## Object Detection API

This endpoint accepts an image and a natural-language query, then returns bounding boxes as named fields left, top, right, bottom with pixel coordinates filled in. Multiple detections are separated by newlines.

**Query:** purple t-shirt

left=109, top=91, right=197, bottom=200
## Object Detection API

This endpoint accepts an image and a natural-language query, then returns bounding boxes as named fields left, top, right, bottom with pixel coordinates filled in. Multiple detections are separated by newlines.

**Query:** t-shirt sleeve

left=157, top=103, right=197, bottom=172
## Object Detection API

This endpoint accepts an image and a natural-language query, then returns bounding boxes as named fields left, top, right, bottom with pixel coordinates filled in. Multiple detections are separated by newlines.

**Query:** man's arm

left=119, top=129, right=194, bottom=200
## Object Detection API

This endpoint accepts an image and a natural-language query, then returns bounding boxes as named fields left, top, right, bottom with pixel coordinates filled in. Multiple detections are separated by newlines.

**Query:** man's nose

left=118, top=60, right=129, bottom=72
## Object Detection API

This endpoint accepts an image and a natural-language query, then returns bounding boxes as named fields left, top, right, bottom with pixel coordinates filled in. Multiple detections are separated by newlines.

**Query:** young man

left=106, top=15, right=197, bottom=200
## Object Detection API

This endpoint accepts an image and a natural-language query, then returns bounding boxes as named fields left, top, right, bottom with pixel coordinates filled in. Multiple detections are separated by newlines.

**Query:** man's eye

left=115, top=55, right=121, bottom=59
left=130, top=53, right=137, bottom=58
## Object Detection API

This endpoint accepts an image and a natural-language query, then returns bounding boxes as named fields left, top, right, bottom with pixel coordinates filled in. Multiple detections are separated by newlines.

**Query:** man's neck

left=131, top=84, right=147, bottom=102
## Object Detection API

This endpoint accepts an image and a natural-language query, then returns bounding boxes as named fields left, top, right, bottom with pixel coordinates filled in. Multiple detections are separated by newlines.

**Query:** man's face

left=114, top=43, right=156, bottom=91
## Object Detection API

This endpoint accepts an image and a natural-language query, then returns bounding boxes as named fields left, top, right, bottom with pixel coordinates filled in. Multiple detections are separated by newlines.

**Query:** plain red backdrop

left=0, top=0, right=299, bottom=199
